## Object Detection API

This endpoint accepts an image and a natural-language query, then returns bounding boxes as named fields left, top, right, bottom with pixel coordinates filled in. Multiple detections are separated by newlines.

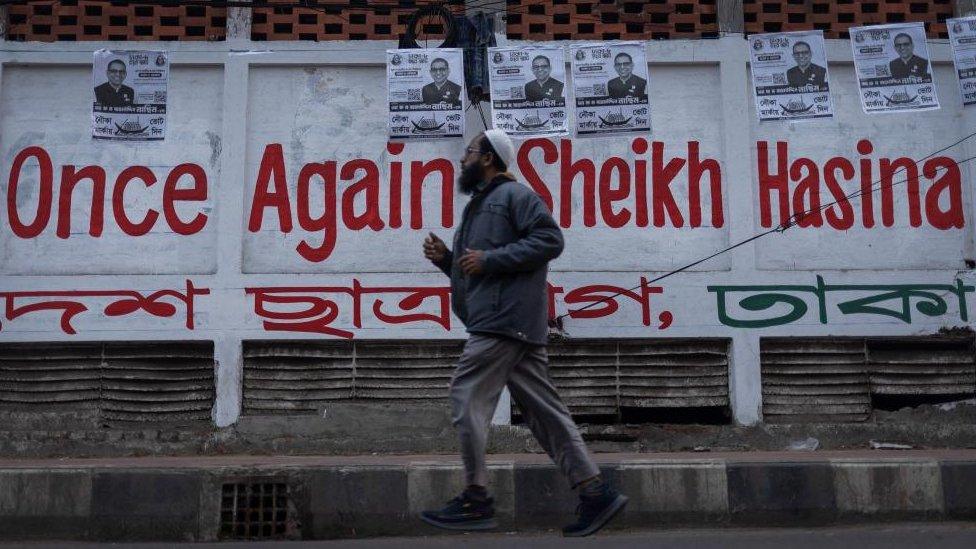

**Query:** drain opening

left=220, top=482, right=290, bottom=539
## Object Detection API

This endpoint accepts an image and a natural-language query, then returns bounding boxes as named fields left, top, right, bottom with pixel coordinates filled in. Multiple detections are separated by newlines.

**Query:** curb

left=1, top=451, right=975, bottom=541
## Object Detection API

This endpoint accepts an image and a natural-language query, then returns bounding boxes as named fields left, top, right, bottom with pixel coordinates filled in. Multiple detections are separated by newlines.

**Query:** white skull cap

left=483, top=129, right=515, bottom=170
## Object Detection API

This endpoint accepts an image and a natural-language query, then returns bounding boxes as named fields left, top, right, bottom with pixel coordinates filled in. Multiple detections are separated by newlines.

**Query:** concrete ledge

left=1, top=451, right=975, bottom=541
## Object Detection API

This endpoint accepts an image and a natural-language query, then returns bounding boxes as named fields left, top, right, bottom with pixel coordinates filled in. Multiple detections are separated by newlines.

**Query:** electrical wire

left=549, top=130, right=976, bottom=330
left=475, top=99, right=488, bottom=129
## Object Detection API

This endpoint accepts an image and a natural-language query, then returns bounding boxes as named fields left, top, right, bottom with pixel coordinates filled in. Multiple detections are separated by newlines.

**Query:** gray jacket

left=433, top=173, right=564, bottom=345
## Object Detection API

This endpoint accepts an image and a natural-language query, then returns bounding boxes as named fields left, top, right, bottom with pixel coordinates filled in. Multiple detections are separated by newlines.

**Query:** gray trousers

left=450, top=334, right=601, bottom=487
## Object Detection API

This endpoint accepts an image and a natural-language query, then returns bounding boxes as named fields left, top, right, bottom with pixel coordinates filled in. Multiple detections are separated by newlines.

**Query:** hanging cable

left=475, top=100, right=489, bottom=130
left=399, top=3, right=459, bottom=49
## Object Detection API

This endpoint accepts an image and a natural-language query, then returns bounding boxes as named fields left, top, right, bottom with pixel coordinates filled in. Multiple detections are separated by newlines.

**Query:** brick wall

left=5, top=1, right=227, bottom=41
left=743, top=0, right=954, bottom=39
left=506, top=0, right=719, bottom=40
left=2, top=0, right=961, bottom=42
left=250, top=0, right=465, bottom=41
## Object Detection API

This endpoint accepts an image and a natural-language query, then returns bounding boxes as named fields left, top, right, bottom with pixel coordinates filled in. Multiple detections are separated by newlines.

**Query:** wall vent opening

left=244, top=339, right=730, bottom=425
left=0, top=341, right=215, bottom=426
left=761, top=335, right=975, bottom=422
left=242, top=340, right=462, bottom=414
left=514, top=339, right=731, bottom=425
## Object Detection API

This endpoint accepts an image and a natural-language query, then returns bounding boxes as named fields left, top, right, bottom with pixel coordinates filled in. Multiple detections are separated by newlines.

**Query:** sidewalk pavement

left=1, top=450, right=975, bottom=542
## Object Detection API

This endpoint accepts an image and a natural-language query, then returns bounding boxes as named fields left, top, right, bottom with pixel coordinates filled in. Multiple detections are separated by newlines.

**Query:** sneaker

left=419, top=490, right=498, bottom=531
left=562, top=485, right=629, bottom=537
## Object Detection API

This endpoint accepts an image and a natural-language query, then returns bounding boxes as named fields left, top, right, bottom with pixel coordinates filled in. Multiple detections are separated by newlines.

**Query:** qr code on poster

left=593, top=83, right=607, bottom=96
left=510, top=86, right=524, bottom=99
left=874, top=64, right=890, bottom=77
left=154, top=90, right=167, bottom=102
left=408, top=88, right=422, bottom=101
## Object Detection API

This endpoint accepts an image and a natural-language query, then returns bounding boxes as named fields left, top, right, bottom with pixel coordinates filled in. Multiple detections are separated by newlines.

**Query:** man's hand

left=423, top=232, right=448, bottom=262
left=459, top=248, right=485, bottom=276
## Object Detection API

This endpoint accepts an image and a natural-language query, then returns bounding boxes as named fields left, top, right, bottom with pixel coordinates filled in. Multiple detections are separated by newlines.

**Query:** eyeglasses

left=431, top=67, right=449, bottom=72
left=531, top=65, right=549, bottom=70
left=614, top=62, right=633, bottom=67
left=793, top=50, right=811, bottom=56
left=464, top=146, right=486, bottom=155
left=107, top=69, right=126, bottom=73
left=895, top=42, right=912, bottom=48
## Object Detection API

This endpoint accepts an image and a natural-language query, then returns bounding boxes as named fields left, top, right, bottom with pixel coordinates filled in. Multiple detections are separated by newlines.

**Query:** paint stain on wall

left=206, top=131, right=222, bottom=168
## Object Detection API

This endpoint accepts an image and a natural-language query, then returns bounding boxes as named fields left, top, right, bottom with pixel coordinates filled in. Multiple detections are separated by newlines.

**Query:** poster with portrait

left=387, top=48, right=465, bottom=140
left=948, top=16, right=976, bottom=107
left=850, top=23, right=940, bottom=114
left=570, top=41, right=651, bottom=136
left=487, top=45, right=568, bottom=138
left=92, top=49, right=169, bottom=141
left=749, top=30, right=833, bottom=121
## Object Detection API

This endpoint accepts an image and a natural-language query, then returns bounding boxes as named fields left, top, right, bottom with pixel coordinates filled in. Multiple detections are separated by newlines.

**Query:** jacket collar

left=474, top=172, right=515, bottom=195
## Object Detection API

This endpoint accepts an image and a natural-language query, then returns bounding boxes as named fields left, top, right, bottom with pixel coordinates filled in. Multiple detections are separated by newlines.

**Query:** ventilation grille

left=515, top=339, right=731, bottom=419
left=250, top=0, right=465, bottom=41
left=5, top=1, right=227, bottom=42
left=761, top=336, right=976, bottom=423
left=0, top=341, right=215, bottom=423
left=507, top=0, right=720, bottom=41
left=220, top=481, right=293, bottom=540
left=242, top=340, right=463, bottom=414
left=743, top=0, right=952, bottom=39
left=868, top=338, right=976, bottom=395
left=762, top=339, right=871, bottom=423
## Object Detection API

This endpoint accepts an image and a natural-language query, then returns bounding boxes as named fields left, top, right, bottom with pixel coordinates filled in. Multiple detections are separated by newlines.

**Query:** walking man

left=420, top=129, right=628, bottom=537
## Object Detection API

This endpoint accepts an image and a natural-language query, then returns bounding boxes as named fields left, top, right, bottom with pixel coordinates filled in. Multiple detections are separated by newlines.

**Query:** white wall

left=0, top=37, right=973, bottom=427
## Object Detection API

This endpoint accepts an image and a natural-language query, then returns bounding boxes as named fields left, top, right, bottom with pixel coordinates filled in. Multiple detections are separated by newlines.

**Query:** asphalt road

left=4, top=523, right=976, bottom=548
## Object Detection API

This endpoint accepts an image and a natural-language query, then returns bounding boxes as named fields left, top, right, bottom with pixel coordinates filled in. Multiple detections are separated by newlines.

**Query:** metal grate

left=743, top=0, right=953, bottom=39
left=507, top=0, right=720, bottom=41
left=0, top=341, right=215, bottom=423
left=220, top=481, right=292, bottom=540
left=5, top=1, right=227, bottom=42
left=761, top=335, right=976, bottom=423
left=242, top=340, right=462, bottom=414
left=515, top=339, right=731, bottom=420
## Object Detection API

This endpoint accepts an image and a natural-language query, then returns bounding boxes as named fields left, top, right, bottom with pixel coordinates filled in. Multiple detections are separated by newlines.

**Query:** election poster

left=948, top=16, right=976, bottom=107
left=387, top=49, right=465, bottom=140
left=92, top=49, right=168, bottom=141
left=850, top=23, right=940, bottom=114
left=487, top=45, right=568, bottom=138
left=570, top=42, right=651, bottom=136
left=749, top=30, right=833, bottom=121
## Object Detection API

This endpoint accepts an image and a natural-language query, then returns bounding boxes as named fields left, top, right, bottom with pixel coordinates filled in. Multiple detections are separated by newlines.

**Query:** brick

left=743, top=0, right=951, bottom=39
left=7, top=1, right=228, bottom=42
